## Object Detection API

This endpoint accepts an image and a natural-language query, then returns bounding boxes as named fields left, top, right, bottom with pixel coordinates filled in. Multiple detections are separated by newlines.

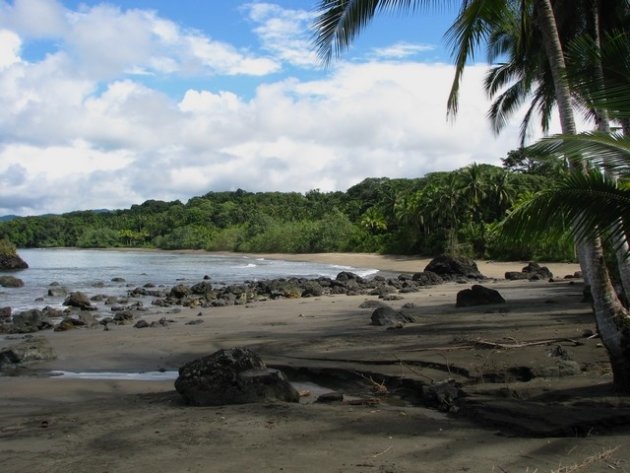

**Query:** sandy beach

left=2, top=253, right=629, bottom=473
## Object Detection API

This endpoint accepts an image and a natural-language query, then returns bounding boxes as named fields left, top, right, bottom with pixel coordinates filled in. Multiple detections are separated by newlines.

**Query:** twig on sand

left=391, top=353, right=435, bottom=382
left=471, top=338, right=581, bottom=350
left=551, top=446, right=620, bottom=473
left=372, top=445, right=392, bottom=458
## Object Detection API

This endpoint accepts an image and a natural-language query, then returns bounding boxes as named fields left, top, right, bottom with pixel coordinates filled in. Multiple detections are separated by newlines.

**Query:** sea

left=0, top=248, right=378, bottom=313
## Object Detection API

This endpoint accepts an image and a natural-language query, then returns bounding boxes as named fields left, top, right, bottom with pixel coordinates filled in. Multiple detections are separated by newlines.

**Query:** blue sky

left=0, top=0, right=563, bottom=216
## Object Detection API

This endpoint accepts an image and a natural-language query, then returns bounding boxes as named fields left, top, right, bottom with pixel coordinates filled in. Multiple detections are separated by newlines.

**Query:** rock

left=423, top=379, right=461, bottom=412
left=134, top=319, right=149, bottom=328
left=0, top=336, right=55, bottom=370
left=0, top=248, right=28, bottom=270
left=111, top=277, right=126, bottom=282
left=336, top=271, right=365, bottom=283
left=175, top=347, right=300, bottom=406
left=0, top=306, right=11, bottom=319
left=522, top=262, right=553, bottom=280
left=370, top=306, right=415, bottom=326
left=506, top=262, right=553, bottom=281
left=63, top=292, right=93, bottom=310
left=47, top=286, right=68, bottom=297
left=424, top=255, right=484, bottom=281
left=411, top=271, right=443, bottom=286
left=456, top=285, right=506, bottom=307
left=113, top=310, right=134, bottom=324
left=170, top=284, right=191, bottom=299
left=0, top=275, right=24, bottom=288
left=185, top=319, right=203, bottom=325
left=316, top=392, right=344, bottom=403
left=11, top=309, right=52, bottom=333
left=359, top=300, right=388, bottom=309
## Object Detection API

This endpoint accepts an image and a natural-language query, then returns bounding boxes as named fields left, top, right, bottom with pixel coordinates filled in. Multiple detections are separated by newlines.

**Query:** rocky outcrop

left=456, top=285, right=506, bottom=307
left=424, top=255, right=485, bottom=281
left=175, top=347, right=300, bottom=406
left=0, top=248, right=28, bottom=270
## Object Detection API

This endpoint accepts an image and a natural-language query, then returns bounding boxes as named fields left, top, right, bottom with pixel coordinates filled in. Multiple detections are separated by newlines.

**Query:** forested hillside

left=0, top=163, right=574, bottom=260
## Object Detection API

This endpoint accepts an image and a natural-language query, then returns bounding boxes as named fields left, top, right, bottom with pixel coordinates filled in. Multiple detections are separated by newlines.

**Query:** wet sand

left=2, top=254, right=629, bottom=473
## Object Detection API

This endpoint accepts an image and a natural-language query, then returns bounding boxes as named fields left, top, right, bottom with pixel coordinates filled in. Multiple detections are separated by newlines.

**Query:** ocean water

left=0, top=248, right=377, bottom=312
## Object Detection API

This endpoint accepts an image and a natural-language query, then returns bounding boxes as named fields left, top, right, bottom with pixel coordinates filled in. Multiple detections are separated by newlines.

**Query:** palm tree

left=313, top=0, right=630, bottom=392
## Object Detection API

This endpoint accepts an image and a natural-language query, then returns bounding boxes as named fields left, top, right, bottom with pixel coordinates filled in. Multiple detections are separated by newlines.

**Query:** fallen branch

left=550, top=446, right=619, bottom=473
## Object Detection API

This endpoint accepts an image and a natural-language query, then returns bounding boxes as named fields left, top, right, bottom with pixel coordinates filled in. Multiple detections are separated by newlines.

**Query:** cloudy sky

left=0, top=0, right=565, bottom=216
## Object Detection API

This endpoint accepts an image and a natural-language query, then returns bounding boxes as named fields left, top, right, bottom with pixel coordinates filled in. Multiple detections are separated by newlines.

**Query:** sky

left=0, top=0, right=568, bottom=216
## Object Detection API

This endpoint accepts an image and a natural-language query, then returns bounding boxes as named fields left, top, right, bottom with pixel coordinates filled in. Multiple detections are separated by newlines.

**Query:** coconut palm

left=313, top=0, right=630, bottom=391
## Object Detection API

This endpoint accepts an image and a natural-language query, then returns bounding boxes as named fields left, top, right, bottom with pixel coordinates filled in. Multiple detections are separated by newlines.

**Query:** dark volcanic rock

left=506, top=262, right=553, bottom=281
left=370, top=306, right=415, bottom=326
left=456, top=285, right=506, bottom=307
left=63, top=292, right=93, bottom=310
left=0, top=336, right=55, bottom=370
left=175, top=347, right=300, bottom=406
left=11, top=309, right=53, bottom=333
left=411, top=271, right=443, bottom=286
left=0, top=275, right=24, bottom=288
left=424, top=255, right=484, bottom=281
left=0, top=306, right=11, bottom=319
left=47, top=286, right=68, bottom=297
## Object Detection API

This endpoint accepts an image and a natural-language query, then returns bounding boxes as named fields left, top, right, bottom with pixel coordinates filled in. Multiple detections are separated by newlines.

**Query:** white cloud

left=1, top=54, right=573, bottom=216
left=244, top=2, right=319, bottom=67
left=0, top=29, right=21, bottom=68
left=0, top=0, right=67, bottom=38
left=371, top=41, right=436, bottom=59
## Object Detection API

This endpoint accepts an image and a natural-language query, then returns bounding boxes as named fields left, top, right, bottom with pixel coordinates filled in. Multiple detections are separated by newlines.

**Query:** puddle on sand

left=50, top=370, right=178, bottom=381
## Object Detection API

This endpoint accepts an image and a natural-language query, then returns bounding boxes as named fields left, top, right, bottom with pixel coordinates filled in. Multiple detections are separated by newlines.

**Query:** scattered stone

left=505, top=262, right=553, bottom=281
left=63, top=292, right=94, bottom=310
left=185, top=319, right=203, bottom=325
left=423, top=379, right=461, bottom=412
left=456, top=285, right=506, bottom=308
left=170, top=284, right=191, bottom=299
left=175, top=347, right=300, bottom=406
left=11, top=309, right=52, bottom=333
left=113, top=311, right=134, bottom=325
left=0, top=275, right=24, bottom=288
left=370, top=306, right=415, bottom=326
left=359, top=300, right=388, bottom=309
left=0, top=306, right=11, bottom=319
left=0, top=336, right=55, bottom=370
left=134, top=320, right=149, bottom=329
left=111, top=277, right=126, bottom=282
left=47, top=286, right=68, bottom=297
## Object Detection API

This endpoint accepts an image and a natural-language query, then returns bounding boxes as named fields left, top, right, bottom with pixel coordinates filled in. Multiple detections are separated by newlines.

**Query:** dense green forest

left=0, top=162, right=575, bottom=261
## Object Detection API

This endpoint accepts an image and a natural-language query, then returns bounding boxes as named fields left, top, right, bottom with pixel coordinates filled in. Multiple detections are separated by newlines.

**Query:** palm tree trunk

left=535, top=0, right=630, bottom=392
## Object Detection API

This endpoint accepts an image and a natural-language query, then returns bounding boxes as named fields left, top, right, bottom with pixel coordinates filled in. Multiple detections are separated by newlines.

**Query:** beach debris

left=175, top=347, right=300, bottom=406
left=456, top=285, right=505, bottom=307
left=370, top=306, right=414, bottom=327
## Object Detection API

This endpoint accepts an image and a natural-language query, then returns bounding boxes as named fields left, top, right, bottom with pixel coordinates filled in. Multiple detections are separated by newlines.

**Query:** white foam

left=50, top=370, right=178, bottom=381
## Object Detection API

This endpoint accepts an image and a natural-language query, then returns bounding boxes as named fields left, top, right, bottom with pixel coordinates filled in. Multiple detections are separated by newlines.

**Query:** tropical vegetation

left=312, top=0, right=630, bottom=392
left=0, top=164, right=560, bottom=259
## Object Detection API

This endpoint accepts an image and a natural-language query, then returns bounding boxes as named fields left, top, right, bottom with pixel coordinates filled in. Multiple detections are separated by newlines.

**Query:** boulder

left=63, top=292, right=93, bottom=310
left=175, top=347, right=300, bottom=406
left=411, top=271, right=443, bottom=286
left=424, top=255, right=484, bottom=281
left=0, top=275, right=24, bottom=288
left=170, top=284, right=191, bottom=299
left=370, top=306, right=415, bottom=326
left=47, top=286, right=68, bottom=297
left=11, top=309, right=53, bottom=333
left=0, top=306, right=11, bottom=319
left=0, top=336, right=55, bottom=370
left=456, top=285, right=506, bottom=307
left=505, top=262, right=553, bottom=281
